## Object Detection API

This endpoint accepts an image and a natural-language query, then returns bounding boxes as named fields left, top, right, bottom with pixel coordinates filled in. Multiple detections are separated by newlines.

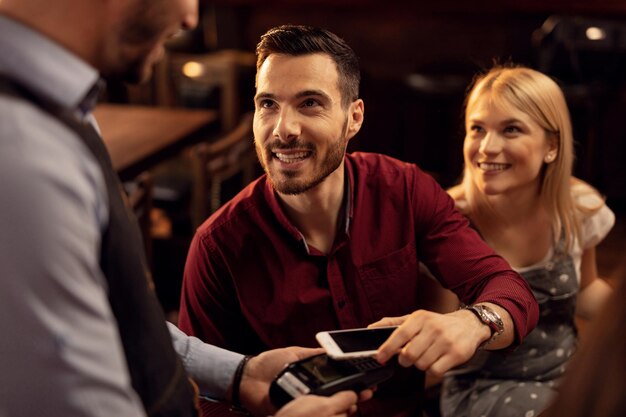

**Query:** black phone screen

left=330, top=327, right=396, bottom=353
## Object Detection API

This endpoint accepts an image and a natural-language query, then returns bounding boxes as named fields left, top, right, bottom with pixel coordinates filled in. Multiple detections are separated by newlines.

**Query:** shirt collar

left=263, top=179, right=305, bottom=244
left=263, top=156, right=355, bottom=251
left=0, top=14, right=101, bottom=114
left=343, top=154, right=355, bottom=234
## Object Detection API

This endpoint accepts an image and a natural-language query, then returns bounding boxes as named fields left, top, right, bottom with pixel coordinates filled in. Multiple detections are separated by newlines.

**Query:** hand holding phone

left=315, top=326, right=398, bottom=360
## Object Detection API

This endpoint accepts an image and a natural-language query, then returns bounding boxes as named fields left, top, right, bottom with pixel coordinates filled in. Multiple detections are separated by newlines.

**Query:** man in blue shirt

left=0, top=1, right=366, bottom=416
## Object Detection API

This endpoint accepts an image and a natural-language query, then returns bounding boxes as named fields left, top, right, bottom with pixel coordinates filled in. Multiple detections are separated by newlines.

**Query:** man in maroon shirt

left=179, top=25, right=539, bottom=417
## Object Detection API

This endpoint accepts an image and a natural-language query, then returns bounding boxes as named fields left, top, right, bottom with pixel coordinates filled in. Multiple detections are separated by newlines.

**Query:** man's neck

left=278, top=162, right=346, bottom=254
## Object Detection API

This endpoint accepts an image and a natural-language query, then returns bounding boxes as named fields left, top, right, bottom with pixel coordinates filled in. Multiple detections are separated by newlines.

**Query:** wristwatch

left=462, top=304, right=504, bottom=348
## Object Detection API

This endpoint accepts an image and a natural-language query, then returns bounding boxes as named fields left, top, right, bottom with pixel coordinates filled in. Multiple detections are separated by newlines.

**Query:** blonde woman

left=439, top=66, right=615, bottom=417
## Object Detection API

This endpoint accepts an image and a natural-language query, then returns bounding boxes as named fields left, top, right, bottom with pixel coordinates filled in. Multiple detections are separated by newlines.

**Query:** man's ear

left=346, top=99, right=364, bottom=141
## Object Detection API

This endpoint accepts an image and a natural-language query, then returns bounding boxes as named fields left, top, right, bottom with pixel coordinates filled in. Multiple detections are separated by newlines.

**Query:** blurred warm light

left=586, top=26, right=606, bottom=41
left=182, top=61, right=205, bottom=78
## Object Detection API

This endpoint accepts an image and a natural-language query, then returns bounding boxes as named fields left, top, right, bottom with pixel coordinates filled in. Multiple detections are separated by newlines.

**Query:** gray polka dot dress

left=440, top=240, right=578, bottom=417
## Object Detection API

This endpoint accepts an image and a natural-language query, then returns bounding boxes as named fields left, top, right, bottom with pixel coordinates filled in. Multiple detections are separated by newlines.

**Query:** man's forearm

left=167, top=322, right=243, bottom=400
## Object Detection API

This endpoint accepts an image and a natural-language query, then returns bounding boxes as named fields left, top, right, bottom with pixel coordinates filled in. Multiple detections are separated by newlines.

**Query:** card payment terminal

left=269, top=353, right=395, bottom=408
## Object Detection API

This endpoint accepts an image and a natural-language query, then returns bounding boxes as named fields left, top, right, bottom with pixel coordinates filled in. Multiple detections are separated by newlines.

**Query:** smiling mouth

left=478, top=162, right=511, bottom=171
left=273, top=151, right=312, bottom=164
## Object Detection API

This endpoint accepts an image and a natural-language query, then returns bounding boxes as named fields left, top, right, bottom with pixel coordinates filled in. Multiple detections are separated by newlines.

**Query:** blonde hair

left=459, top=65, right=590, bottom=249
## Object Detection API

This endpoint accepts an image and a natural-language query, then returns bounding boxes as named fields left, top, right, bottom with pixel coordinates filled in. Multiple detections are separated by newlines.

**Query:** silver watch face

left=480, top=306, right=496, bottom=320
left=476, top=305, right=504, bottom=334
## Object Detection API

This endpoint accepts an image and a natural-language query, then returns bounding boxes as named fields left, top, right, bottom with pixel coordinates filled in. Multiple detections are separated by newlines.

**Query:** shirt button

left=337, top=300, right=346, bottom=309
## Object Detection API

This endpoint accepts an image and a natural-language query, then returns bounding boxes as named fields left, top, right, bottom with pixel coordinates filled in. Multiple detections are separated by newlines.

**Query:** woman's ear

left=346, top=99, right=364, bottom=141
left=544, top=133, right=559, bottom=163
left=544, top=152, right=556, bottom=163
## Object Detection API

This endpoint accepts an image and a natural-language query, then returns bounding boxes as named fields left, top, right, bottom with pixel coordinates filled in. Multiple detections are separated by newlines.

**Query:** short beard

left=256, top=117, right=349, bottom=195
left=115, top=56, right=145, bottom=84
left=110, top=0, right=167, bottom=84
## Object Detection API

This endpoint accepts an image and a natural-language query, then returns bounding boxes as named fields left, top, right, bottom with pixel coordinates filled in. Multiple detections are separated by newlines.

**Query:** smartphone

left=269, top=353, right=395, bottom=408
left=315, top=326, right=398, bottom=359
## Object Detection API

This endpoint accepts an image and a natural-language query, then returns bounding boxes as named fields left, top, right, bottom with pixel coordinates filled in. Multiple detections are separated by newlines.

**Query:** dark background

left=194, top=0, right=626, bottom=205
left=142, top=0, right=626, bottom=315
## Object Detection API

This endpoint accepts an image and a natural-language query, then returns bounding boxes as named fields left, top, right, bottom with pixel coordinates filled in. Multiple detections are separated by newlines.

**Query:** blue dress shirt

left=0, top=14, right=241, bottom=417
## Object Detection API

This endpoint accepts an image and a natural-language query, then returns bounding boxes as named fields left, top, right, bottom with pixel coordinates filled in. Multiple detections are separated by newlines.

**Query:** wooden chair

left=190, top=112, right=257, bottom=229
left=166, top=49, right=256, bottom=131
left=124, top=171, right=153, bottom=266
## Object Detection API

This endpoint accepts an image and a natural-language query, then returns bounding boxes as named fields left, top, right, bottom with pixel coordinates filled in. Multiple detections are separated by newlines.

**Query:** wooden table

left=94, top=104, right=219, bottom=180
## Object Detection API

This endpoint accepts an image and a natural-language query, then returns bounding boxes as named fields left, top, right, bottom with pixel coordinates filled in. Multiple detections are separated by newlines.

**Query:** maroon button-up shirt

left=179, top=152, right=538, bottom=416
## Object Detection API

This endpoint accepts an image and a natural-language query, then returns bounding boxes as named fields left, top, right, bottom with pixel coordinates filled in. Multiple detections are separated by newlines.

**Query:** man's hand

left=238, top=346, right=323, bottom=416
left=274, top=391, right=359, bottom=417
left=370, top=307, right=510, bottom=377
left=237, top=346, right=374, bottom=417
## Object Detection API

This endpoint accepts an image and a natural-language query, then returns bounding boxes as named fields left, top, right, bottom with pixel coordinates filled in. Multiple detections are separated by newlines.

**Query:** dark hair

left=255, top=25, right=360, bottom=108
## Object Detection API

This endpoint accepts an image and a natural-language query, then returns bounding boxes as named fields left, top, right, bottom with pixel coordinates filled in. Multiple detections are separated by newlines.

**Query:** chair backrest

left=190, top=112, right=257, bottom=228
left=167, top=50, right=256, bottom=131
left=124, top=171, right=154, bottom=266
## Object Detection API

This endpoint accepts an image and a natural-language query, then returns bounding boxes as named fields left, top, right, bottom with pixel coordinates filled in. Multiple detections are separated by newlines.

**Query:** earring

left=545, top=154, right=555, bottom=163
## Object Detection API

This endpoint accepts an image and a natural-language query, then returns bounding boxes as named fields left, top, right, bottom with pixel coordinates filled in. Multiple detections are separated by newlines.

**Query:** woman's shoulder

left=570, top=178, right=605, bottom=210
left=446, top=184, right=469, bottom=213
left=570, top=178, right=616, bottom=249
left=447, top=184, right=464, bottom=200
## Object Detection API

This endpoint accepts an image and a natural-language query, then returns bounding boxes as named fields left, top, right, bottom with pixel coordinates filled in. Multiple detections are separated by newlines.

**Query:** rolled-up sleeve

left=413, top=169, right=539, bottom=344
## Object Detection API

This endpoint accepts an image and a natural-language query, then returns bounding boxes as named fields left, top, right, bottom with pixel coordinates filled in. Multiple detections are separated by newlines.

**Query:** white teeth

left=275, top=151, right=309, bottom=163
left=478, top=162, right=509, bottom=171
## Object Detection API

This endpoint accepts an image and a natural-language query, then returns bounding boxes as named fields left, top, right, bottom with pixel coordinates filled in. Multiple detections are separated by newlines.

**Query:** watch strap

left=462, top=304, right=504, bottom=348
